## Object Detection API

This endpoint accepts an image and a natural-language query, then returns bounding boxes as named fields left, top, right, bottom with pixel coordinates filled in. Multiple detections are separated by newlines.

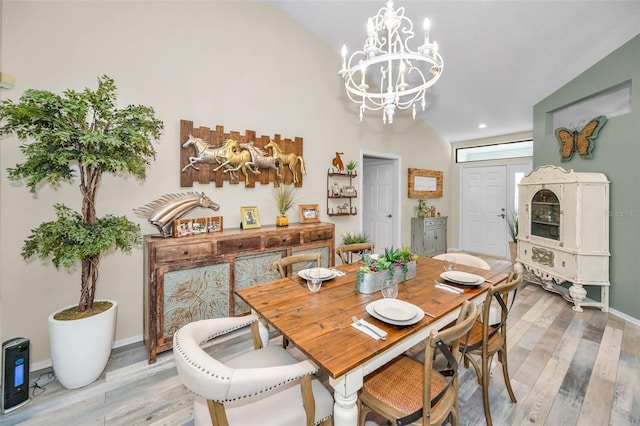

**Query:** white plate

left=366, top=299, right=425, bottom=326
left=440, top=271, right=485, bottom=286
left=298, top=268, right=336, bottom=281
left=373, top=299, right=417, bottom=321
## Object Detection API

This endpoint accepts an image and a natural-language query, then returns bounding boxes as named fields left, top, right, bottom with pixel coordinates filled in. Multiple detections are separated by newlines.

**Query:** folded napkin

left=330, top=269, right=346, bottom=276
left=351, top=319, right=387, bottom=340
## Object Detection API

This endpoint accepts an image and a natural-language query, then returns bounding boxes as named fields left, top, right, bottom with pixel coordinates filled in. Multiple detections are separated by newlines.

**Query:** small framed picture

left=173, top=216, right=223, bottom=238
left=343, top=186, right=357, bottom=197
left=298, top=204, right=320, bottom=224
left=241, top=206, right=261, bottom=229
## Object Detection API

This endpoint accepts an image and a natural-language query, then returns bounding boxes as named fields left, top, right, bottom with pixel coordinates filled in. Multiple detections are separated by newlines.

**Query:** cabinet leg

left=568, top=283, right=587, bottom=312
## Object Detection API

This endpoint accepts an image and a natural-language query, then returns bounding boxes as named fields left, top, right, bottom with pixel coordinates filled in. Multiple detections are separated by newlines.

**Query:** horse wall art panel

left=179, top=120, right=305, bottom=188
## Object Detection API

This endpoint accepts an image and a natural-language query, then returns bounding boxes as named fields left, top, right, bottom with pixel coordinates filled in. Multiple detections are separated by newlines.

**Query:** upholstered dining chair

left=272, top=252, right=322, bottom=278
left=336, top=242, right=375, bottom=265
left=433, top=252, right=491, bottom=270
left=358, top=301, right=478, bottom=426
left=458, top=271, right=521, bottom=426
left=174, top=314, right=333, bottom=426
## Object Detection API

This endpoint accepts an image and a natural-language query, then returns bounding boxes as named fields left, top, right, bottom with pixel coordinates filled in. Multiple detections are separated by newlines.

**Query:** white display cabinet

left=516, top=165, right=610, bottom=312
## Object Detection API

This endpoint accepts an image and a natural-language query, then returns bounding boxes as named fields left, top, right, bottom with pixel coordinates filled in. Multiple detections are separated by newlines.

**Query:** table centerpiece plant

left=355, top=247, right=418, bottom=293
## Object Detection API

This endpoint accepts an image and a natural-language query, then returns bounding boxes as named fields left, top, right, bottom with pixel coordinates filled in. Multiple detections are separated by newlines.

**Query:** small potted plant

left=345, top=160, right=358, bottom=175
left=355, top=247, right=418, bottom=293
left=416, top=199, right=429, bottom=218
left=341, top=231, right=369, bottom=245
left=274, top=184, right=297, bottom=227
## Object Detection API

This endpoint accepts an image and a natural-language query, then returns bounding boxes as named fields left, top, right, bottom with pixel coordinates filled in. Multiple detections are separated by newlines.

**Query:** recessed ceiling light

left=478, top=123, right=487, bottom=129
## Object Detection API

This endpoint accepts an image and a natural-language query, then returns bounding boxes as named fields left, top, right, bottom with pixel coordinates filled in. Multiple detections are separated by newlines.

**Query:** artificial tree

left=0, top=75, right=163, bottom=316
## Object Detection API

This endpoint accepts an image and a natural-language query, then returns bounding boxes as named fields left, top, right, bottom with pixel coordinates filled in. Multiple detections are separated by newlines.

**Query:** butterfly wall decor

left=555, top=115, right=607, bottom=162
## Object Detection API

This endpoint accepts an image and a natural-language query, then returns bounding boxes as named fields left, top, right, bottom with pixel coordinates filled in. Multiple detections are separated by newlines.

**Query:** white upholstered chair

left=174, top=315, right=333, bottom=426
left=433, top=252, right=491, bottom=270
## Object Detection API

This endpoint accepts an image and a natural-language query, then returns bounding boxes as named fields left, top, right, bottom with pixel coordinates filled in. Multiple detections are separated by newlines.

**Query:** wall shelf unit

left=326, top=169, right=357, bottom=216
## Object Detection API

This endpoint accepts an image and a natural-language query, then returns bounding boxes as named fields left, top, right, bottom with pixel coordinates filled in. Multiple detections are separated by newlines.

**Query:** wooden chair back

left=272, top=253, right=322, bottom=278
left=336, top=243, right=375, bottom=265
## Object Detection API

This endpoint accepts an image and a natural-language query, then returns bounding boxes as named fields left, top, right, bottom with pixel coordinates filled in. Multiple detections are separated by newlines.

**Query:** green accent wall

left=533, top=34, right=640, bottom=319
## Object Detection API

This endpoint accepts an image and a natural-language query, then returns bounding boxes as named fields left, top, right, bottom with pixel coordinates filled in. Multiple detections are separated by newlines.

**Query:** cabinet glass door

left=531, top=189, right=560, bottom=240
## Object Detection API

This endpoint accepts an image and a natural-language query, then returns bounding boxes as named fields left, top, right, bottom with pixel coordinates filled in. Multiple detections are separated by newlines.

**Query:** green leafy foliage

left=0, top=75, right=163, bottom=312
left=341, top=231, right=369, bottom=245
left=22, top=204, right=141, bottom=269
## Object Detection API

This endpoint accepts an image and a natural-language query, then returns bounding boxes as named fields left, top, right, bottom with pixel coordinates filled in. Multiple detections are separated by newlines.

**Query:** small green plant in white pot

left=345, top=160, right=358, bottom=175
left=0, top=75, right=163, bottom=388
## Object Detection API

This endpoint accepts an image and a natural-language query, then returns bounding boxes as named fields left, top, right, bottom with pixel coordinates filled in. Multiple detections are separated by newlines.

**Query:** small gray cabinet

left=411, top=217, right=447, bottom=257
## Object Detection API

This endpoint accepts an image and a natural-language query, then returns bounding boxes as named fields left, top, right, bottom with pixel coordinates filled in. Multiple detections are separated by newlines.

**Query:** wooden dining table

left=235, top=256, right=509, bottom=426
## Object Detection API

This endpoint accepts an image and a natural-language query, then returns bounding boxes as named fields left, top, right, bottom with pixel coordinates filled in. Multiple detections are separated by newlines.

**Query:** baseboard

left=609, top=308, right=640, bottom=326
left=30, top=334, right=144, bottom=373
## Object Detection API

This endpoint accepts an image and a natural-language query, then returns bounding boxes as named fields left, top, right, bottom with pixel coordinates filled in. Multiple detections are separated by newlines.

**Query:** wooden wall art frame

left=173, top=216, right=223, bottom=238
left=298, top=204, right=320, bottom=224
left=180, top=120, right=305, bottom=189
left=241, top=206, right=261, bottom=229
left=408, top=168, right=443, bottom=198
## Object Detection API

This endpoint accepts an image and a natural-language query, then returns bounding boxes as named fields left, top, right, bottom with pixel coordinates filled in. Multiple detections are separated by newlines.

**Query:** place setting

left=352, top=278, right=425, bottom=341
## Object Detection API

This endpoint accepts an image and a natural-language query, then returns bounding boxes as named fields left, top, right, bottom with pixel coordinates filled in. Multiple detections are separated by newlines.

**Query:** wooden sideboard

left=143, top=222, right=335, bottom=363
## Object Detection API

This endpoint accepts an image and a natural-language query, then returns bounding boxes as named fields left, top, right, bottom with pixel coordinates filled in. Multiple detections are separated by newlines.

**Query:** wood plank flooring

left=2, top=257, right=639, bottom=425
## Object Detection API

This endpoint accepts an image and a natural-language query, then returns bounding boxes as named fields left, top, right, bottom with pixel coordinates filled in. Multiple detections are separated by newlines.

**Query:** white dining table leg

left=330, top=372, right=361, bottom=426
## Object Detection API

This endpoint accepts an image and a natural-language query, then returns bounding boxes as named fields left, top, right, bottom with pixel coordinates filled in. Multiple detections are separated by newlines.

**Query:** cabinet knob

left=182, top=250, right=188, bottom=255
left=239, top=243, right=243, bottom=248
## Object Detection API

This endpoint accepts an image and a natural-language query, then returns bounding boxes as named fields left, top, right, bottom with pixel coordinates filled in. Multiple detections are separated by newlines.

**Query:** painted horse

left=213, top=139, right=259, bottom=185
left=181, top=135, right=225, bottom=172
left=134, top=192, right=220, bottom=237
left=264, top=140, right=307, bottom=183
left=239, top=141, right=283, bottom=179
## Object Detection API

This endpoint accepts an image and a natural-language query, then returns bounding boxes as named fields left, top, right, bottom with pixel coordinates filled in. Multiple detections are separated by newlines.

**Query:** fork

left=352, top=316, right=387, bottom=340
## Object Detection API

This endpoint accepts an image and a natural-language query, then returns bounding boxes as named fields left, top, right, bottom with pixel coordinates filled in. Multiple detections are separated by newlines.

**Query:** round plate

left=298, top=268, right=336, bottom=281
left=440, top=271, right=485, bottom=286
left=366, top=300, right=424, bottom=326
left=373, top=299, right=417, bottom=321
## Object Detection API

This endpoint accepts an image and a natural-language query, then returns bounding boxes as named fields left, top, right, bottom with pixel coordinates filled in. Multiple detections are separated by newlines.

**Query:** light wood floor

left=3, top=257, right=639, bottom=426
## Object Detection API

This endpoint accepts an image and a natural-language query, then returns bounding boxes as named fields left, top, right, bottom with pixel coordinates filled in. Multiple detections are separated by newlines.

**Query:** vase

left=48, top=300, right=117, bottom=389
left=276, top=214, right=289, bottom=227
left=357, top=261, right=417, bottom=294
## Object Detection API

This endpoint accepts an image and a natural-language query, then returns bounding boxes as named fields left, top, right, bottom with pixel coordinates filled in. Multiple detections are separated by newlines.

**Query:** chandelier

left=338, top=0, right=444, bottom=124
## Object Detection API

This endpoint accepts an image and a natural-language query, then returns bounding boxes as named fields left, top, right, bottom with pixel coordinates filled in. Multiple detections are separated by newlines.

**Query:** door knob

left=497, top=213, right=506, bottom=218
left=386, top=214, right=392, bottom=218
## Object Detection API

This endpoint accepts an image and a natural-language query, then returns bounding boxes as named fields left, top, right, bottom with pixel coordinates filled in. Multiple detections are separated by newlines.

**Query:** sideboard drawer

left=155, top=242, right=214, bottom=262
left=265, top=232, right=301, bottom=248
left=303, top=229, right=334, bottom=242
left=218, top=237, right=262, bottom=253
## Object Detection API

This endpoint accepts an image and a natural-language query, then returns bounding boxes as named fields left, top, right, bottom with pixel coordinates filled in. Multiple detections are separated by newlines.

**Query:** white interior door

left=461, top=165, right=508, bottom=257
left=362, top=158, right=398, bottom=250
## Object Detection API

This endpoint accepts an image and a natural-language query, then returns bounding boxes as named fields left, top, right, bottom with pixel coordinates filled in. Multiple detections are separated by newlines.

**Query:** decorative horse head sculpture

left=134, top=192, right=220, bottom=237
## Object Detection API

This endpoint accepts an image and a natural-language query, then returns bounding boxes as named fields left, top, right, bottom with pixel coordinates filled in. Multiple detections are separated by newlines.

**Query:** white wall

left=0, top=1, right=451, bottom=364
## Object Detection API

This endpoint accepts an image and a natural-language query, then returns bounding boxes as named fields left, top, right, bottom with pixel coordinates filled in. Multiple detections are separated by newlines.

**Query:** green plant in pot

left=274, top=184, right=297, bottom=227
left=0, top=75, right=163, bottom=388
left=341, top=231, right=369, bottom=245
left=345, top=160, right=358, bottom=174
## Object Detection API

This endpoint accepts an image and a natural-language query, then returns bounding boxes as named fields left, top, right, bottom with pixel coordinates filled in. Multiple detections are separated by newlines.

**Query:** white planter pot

left=48, top=300, right=117, bottom=389
left=358, top=261, right=417, bottom=294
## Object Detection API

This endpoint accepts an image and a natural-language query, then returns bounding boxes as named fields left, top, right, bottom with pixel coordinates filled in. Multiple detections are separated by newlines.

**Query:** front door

left=461, top=165, right=508, bottom=257
left=362, top=157, right=398, bottom=250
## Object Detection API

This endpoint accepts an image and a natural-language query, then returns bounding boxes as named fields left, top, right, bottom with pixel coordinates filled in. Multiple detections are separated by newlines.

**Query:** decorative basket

left=357, top=261, right=417, bottom=294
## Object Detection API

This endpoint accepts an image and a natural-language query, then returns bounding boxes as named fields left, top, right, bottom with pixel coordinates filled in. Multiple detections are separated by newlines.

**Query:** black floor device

left=2, top=337, right=30, bottom=414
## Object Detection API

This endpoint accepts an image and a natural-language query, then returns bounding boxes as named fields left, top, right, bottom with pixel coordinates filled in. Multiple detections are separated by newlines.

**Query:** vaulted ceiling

left=270, top=1, right=640, bottom=142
